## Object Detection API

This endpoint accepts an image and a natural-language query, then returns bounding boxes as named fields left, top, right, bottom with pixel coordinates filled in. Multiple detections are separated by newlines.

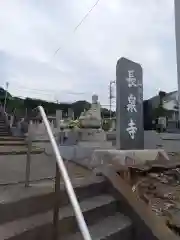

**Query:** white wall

left=163, top=99, right=178, bottom=111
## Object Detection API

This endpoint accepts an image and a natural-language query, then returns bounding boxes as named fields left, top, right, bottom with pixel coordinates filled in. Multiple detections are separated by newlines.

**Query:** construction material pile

left=124, top=159, right=180, bottom=236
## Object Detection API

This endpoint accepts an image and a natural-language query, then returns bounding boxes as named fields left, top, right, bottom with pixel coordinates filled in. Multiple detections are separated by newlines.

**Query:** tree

left=152, top=91, right=167, bottom=119
left=71, top=101, right=91, bottom=118
left=143, top=100, right=153, bottom=130
left=159, top=91, right=166, bottom=104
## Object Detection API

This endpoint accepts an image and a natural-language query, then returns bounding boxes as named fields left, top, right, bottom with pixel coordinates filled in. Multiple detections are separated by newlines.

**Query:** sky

left=0, top=0, right=178, bottom=106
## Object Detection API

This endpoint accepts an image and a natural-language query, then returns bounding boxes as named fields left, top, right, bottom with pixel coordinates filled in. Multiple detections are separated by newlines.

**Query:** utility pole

left=109, top=80, right=115, bottom=120
left=175, top=0, right=180, bottom=121
left=4, top=82, right=9, bottom=111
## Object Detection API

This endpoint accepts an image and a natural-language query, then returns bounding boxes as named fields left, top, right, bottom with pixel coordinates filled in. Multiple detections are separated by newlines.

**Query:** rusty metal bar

left=25, top=136, right=32, bottom=187
left=53, top=163, right=61, bottom=240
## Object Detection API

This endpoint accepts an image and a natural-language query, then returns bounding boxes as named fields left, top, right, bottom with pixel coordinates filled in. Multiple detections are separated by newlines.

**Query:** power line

left=73, top=0, right=101, bottom=32
left=54, top=0, right=101, bottom=56
left=10, top=84, right=88, bottom=95
left=2, top=1, right=103, bottom=104
left=10, top=84, right=111, bottom=104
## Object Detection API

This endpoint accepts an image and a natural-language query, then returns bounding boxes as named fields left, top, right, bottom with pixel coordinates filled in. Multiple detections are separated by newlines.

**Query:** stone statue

left=79, top=94, right=101, bottom=129
left=59, top=94, right=112, bottom=149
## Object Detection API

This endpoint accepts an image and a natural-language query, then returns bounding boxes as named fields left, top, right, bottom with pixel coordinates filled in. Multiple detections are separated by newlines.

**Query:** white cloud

left=0, top=0, right=177, bottom=105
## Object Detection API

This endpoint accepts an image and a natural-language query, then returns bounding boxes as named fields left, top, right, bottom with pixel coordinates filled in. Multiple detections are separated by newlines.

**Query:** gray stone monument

left=116, top=57, right=144, bottom=150
left=56, top=110, right=63, bottom=129
left=68, top=108, right=74, bottom=120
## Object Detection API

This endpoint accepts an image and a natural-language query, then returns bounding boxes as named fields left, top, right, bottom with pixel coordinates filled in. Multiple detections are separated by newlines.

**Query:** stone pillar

left=111, top=118, right=116, bottom=131
left=68, top=108, right=74, bottom=120
left=174, top=0, right=180, bottom=121
left=116, top=57, right=144, bottom=150
left=56, top=110, right=62, bottom=129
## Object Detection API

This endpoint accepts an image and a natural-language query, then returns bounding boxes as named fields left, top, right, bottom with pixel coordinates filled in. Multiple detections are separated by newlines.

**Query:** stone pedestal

left=58, top=127, right=113, bottom=163
left=78, top=129, right=106, bottom=141
left=78, top=141, right=112, bottom=148
left=77, top=128, right=112, bottom=148
left=90, top=149, right=169, bottom=170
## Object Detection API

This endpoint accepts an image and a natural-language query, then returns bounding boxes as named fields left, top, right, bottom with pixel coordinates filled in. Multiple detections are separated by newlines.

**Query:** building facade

left=149, top=91, right=178, bottom=120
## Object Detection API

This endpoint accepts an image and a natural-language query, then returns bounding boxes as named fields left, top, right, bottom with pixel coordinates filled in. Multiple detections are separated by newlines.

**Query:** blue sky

left=0, top=0, right=178, bottom=105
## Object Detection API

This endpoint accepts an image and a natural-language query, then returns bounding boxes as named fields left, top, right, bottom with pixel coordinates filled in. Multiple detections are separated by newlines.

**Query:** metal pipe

left=38, top=106, right=92, bottom=240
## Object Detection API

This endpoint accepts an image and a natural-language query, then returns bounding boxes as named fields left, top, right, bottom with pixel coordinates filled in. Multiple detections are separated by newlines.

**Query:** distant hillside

left=0, top=87, right=12, bottom=100
left=0, top=87, right=113, bottom=119
left=0, top=88, right=95, bottom=118
left=0, top=87, right=151, bottom=125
